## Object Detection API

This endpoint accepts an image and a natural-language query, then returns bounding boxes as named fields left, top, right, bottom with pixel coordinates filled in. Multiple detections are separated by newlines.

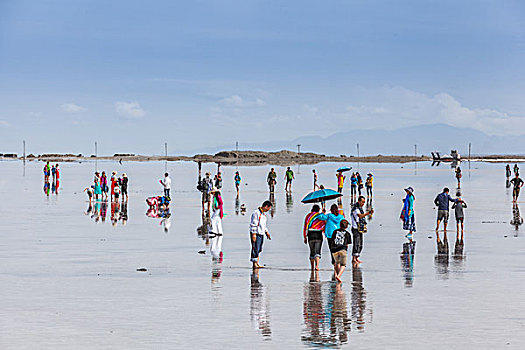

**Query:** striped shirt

left=303, top=212, right=326, bottom=240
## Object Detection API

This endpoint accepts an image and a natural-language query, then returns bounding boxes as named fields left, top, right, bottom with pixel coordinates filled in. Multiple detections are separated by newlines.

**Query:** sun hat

left=404, top=186, right=414, bottom=194
left=122, top=173, right=126, bottom=177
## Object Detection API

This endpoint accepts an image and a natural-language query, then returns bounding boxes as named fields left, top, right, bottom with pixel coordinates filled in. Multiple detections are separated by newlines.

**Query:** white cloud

left=61, top=103, right=87, bottom=113
left=0, top=120, right=9, bottom=126
left=114, top=101, right=145, bottom=118
left=219, top=95, right=266, bottom=108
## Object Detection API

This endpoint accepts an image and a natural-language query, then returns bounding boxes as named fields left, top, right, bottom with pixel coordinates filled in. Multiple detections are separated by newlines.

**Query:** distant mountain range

left=193, top=124, right=524, bottom=156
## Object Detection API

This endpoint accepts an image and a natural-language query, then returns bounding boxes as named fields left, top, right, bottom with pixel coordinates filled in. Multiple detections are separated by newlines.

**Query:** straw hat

left=122, top=173, right=127, bottom=177
left=112, top=171, right=117, bottom=175
left=404, top=186, right=414, bottom=194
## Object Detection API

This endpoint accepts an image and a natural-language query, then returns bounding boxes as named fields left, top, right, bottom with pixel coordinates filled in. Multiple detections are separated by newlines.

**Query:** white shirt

left=161, top=176, right=171, bottom=189
left=351, top=205, right=361, bottom=229
left=250, top=208, right=268, bottom=235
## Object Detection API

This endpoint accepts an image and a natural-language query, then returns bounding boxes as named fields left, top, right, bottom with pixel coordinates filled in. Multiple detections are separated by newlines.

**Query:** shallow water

left=1, top=160, right=524, bottom=349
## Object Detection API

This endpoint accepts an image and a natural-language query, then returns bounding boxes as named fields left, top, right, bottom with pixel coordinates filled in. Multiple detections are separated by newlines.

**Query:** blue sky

left=1, top=0, right=524, bottom=154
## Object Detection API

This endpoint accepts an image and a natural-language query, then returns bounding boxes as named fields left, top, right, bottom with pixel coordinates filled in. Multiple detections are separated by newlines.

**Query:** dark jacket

left=434, top=192, right=458, bottom=211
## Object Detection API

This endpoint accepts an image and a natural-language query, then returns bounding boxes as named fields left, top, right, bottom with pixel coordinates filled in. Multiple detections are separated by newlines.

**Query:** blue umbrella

left=301, top=188, right=342, bottom=204
left=337, top=166, right=352, bottom=172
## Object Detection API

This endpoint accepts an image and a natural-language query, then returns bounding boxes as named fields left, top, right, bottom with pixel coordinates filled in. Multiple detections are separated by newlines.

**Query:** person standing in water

left=160, top=172, right=171, bottom=198
left=356, top=172, right=363, bottom=196
left=401, top=187, right=416, bottom=237
left=365, top=173, right=373, bottom=198
left=312, top=169, right=319, bottom=190
left=452, top=193, right=467, bottom=234
left=267, top=168, right=277, bottom=193
left=234, top=171, right=241, bottom=195
left=120, top=173, right=128, bottom=202
left=514, top=164, right=520, bottom=176
left=350, top=173, right=357, bottom=202
left=285, top=167, right=295, bottom=192
left=100, top=171, right=109, bottom=200
left=510, top=173, right=524, bottom=203
left=506, top=164, right=512, bottom=188
left=434, top=187, right=460, bottom=232
left=351, top=196, right=373, bottom=266
left=43, top=162, right=50, bottom=182
left=303, top=204, right=326, bottom=271
left=250, top=200, right=273, bottom=269
left=329, top=220, right=352, bottom=283
left=214, top=171, right=223, bottom=189
left=336, top=171, right=345, bottom=193
left=209, top=187, right=224, bottom=260
left=455, top=167, right=462, bottom=188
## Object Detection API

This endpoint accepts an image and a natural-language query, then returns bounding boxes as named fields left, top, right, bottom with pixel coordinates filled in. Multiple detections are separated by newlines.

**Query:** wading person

left=351, top=196, right=373, bottom=265
left=401, top=187, right=416, bottom=237
left=350, top=173, right=357, bottom=202
left=285, top=167, right=295, bottom=192
left=234, top=171, right=241, bottom=195
left=210, top=187, right=224, bottom=260
left=100, top=171, right=109, bottom=200
left=455, top=167, right=462, bottom=188
left=318, top=203, right=345, bottom=267
left=312, top=169, right=319, bottom=190
left=160, top=172, right=171, bottom=198
left=434, top=187, right=459, bottom=232
left=510, top=173, right=524, bottom=203
left=356, top=172, right=363, bottom=196
left=365, top=173, right=373, bottom=198
left=120, top=173, right=128, bottom=202
left=250, top=200, right=273, bottom=269
left=267, top=168, right=277, bottom=193
left=452, top=193, right=467, bottom=234
left=303, top=204, right=326, bottom=271
left=200, top=172, right=213, bottom=214
left=329, top=219, right=351, bottom=283
left=336, top=171, right=345, bottom=193
left=506, top=164, right=512, bottom=188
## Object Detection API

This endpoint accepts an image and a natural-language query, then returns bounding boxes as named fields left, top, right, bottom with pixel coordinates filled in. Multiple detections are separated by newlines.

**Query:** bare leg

left=444, top=221, right=448, bottom=232
left=436, top=219, right=441, bottom=231
left=315, top=257, right=320, bottom=271
left=310, top=258, right=315, bottom=271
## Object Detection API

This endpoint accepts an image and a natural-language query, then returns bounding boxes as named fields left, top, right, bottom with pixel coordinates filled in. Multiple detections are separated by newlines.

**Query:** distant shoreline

left=2, top=150, right=525, bottom=165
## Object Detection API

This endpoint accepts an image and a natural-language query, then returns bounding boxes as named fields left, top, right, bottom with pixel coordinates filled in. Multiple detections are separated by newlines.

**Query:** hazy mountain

left=193, top=124, right=525, bottom=156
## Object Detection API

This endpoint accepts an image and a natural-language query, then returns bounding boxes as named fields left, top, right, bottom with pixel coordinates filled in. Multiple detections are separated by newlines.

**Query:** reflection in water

left=101, top=201, right=108, bottom=223
left=286, top=192, right=293, bottom=214
left=302, top=267, right=371, bottom=347
left=511, top=203, right=523, bottom=237
left=250, top=270, right=272, bottom=340
left=434, top=232, right=449, bottom=277
left=235, top=195, right=240, bottom=216
left=197, top=213, right=211, bottom=247
left=269, top=193, right=276, bottom=218
left=121, top=202, right=128, bottom=225
left=453, top=233, right=465, bottom=268
left=43, top=181, right=50, bottom=196
left=400, top=239, right=416, bottom=288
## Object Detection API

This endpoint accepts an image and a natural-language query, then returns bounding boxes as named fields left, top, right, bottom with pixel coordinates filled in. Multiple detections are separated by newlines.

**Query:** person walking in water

left=401, top=187, right=416, bottom=237
left=452, top=193, right=467, bottom=234
left=312, top=169, right=319, bottom=190
left=336, top=171, right=345, bottom=193
left=356, top=172, right=363, bottom=196
left=350, top=173, right=357, bottom=202
left=514, top=164, right=520, bottom=176
left=267, top=168, right=277, bottom=193
left=250, top=200, right=273, bottom=269
left=329, top=219, right=352, bottom=283
left=303, top=204, right=326, bottom=271
left=100, top=171, right=109, bottom=200
left=510, top=173, right=524, bottom=203
left=365, top=173, right=373, bottom=198
left=434, top=187, right=460, bottom=232
left=209, top=187, right=224, bottom=260
left=285, top=167, right=295, bottom=192
left=234, top=171, right=241, bottom=195
left=43, top=162, right=50, bottom=182
left=351, top=196, right=373, bottom=266
left=160, top=172, right=171, bottom=198
left=120, top=173, right=128, bottom=202
left=506, top=164, right=512, bottom=188
left=455, top=167, right=462, bottom=188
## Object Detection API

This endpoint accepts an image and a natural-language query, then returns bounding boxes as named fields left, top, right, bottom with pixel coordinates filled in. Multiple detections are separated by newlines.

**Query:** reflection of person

left=249, top=201, right=273, bottom=269
left=120, top=201, right=128, bottom=225
left=301, top=274, right=324, bottom=346
left=401, top=187, right=416, bottom=236
left=250, top=270, right=272, bottom=339
left=511, top=203, right=523, bottom=235
left=351, top=266, right=367, bottom=331
left=434, top=187, right=459, bottom=232
left=434, top=231, right=449, bottom=275
left=303, top=204, right=326, bottom=271
left=400, top=240, right=415, bottom=288
left=326, top=282, right=351, bottom=345
left=267, top=168, right=277, bottom=193
left=286, top=192, right=293, bottom=214
left=285, top=167, right=294, bottom=192
left=510, top=173, right=524, bottom=203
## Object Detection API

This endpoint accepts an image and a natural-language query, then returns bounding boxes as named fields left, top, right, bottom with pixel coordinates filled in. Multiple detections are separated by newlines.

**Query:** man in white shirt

left=351, top=195, right=374, bottom=266
left=250, top=200, right=273, bottom=269
left=160, top=172, right=171, bottom=198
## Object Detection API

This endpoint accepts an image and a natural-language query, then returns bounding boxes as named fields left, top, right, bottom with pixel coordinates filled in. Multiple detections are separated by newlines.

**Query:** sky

left=0, top=0, right=524, bottom=155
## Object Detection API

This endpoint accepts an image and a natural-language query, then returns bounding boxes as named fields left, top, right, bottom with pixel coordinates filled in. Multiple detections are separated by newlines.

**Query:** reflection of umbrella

left=301, top=189, right=342, bottom=204
left=337, top=166, right=352, bottom=173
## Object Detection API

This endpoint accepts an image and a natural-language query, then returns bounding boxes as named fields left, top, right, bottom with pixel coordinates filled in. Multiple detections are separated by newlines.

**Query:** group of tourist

left=42, top=161, right=60, bottom=195
left=85, top=170, right=128, bottom=204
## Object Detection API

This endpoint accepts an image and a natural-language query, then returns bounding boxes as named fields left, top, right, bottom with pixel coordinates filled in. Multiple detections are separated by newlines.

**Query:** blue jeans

left=164, top=189, right=170, bottom=197
left=250, top=234, right=264, bottom=262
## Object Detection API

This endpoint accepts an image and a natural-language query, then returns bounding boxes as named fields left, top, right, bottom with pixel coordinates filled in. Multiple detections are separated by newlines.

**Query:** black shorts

left=456, top=217, right=464, bottom=223
left=286, top=179, right=292, bottom=184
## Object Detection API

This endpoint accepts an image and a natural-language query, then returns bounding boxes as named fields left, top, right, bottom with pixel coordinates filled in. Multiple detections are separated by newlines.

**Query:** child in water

left=330, top=220, right=352, bottom=283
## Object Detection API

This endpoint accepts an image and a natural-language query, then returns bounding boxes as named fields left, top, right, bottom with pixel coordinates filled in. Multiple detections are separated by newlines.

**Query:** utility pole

left=297, top=144, right=301, bottom=153
left=357, top=143, right=360, bottom=169
left=236, top=141, right=239, bottom=152
left=468, top=142, right=471, bottom=161
left=414, top=144, right=417, bottom=158
left=165, top=142, right=168, bottom=173
left=95, top=141, right=98, bottom=172
left=23, top=140, right=26, bottom=160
